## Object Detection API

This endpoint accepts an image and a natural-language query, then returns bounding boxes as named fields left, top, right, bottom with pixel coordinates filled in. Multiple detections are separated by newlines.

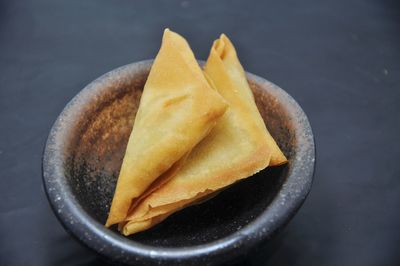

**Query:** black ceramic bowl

left=42, top=60, right=315, bottom=265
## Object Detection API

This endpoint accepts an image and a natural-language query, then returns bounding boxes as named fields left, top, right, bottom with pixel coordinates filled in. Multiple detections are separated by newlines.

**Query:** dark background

left=1, top=0, right=399, bottom=265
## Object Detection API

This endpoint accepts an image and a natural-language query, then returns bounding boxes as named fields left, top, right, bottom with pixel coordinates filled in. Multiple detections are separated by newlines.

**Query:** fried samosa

left=205, top=34, right=287, bottom=165
left=120, top=34, right=287, bottom=235
left=105, top=29, right=228, bottom=227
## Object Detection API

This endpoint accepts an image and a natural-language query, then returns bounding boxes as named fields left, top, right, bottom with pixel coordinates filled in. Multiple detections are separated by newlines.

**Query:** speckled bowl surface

left=42, top=60, right=315, bottom=265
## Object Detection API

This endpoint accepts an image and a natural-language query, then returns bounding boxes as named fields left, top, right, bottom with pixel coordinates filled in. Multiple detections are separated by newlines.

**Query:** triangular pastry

left=105, top=29, right=228, bottom=227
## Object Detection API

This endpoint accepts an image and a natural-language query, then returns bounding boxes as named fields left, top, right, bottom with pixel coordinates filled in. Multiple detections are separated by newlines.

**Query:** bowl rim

left=42, top=60, right=315, bottom=265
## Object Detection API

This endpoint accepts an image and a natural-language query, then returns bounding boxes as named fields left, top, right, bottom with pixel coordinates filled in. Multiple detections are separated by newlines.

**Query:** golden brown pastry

left=120, top=34, right=287, bottom=235
left=207, top=34, right=287, bottom=165
left=105, top=29, right=228, bottom=227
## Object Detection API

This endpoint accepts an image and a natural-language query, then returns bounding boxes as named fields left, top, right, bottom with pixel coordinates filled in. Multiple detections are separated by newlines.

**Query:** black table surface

left=1, top=0, right=399, bottom=265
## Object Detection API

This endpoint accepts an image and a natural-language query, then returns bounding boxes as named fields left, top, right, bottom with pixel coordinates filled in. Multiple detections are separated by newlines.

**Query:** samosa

left=120, top=34, right=287, bottom=235
left=105, top=29, right=228, bottom=227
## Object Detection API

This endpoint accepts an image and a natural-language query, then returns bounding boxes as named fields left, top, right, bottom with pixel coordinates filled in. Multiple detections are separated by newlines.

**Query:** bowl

left=42, top=60, right=315, bottom=265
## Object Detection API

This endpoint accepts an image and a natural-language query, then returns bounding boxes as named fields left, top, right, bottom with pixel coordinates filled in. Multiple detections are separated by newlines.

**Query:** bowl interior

left=64, top=66, right=295, bottom=247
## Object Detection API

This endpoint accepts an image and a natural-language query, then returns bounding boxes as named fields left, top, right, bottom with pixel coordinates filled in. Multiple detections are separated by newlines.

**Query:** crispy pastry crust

left=105, top=30, right=227, bottom=227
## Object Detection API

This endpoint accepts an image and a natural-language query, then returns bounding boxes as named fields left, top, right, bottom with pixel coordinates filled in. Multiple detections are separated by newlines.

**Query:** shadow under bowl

left=42, top=60, right=315, bottom=265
